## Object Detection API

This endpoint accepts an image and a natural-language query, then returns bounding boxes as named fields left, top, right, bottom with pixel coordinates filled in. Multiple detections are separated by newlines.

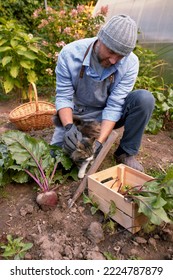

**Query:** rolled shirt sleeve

left=55, top=51, right=75, bottom=111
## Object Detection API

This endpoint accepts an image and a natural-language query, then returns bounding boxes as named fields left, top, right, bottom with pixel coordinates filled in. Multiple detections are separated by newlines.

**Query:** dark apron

left=73, top=44, right=115, bottom=121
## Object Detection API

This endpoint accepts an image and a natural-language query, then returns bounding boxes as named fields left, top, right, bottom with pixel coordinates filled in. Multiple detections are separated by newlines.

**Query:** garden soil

left=0, top=98, right=173, bottom=260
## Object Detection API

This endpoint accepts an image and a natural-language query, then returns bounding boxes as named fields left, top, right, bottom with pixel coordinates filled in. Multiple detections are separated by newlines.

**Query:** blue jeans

left=115, top=89, right=155, bottom=155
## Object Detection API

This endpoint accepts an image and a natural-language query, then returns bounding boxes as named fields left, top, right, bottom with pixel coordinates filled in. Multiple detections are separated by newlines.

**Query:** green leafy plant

left=129, top=255, right=142, bottom=260
left=0, top=234, right=33, bottom=260
left=118, top=166, right=173, bottom=226
left=0, top=143, right=14, bottom=187
left=0, top=18, right=47, bottom=97
left=0, top=0, right=42, bottom=31
left=134, top=44, right=173, bottom=134
left=0, top=130, right=76, bottom=206
left=103, top=251, right=117, bottom=260
left=83, top=193, right=117, bottom=234
left=83, top=192, right=99, bottom=215
left=102, top=200, right=117, bottom=234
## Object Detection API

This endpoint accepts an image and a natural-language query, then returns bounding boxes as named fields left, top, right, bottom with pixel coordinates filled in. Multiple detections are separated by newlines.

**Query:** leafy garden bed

left=0, top=101, right=173, bottom=260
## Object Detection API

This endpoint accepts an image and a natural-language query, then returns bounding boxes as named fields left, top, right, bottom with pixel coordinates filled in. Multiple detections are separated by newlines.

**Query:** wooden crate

left=88, top=164, right=154, bottom=234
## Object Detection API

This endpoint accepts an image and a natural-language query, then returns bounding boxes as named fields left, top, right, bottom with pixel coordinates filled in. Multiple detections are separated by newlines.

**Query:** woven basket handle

left=28, top=83, right=39, bottom=112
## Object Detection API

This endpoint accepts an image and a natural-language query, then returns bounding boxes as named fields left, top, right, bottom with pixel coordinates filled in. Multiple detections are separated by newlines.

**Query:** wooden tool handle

left=68, top=130, right=119, bottom=208
left=28, top=83, right=39, bottom=112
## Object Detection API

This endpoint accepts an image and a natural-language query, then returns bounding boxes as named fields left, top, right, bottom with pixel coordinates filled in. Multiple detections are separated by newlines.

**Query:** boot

left=114, top=153, right=144, bottom=172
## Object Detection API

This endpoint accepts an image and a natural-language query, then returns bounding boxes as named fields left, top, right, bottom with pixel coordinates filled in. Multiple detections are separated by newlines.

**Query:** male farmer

left=51, top=15, right=155, bottom=172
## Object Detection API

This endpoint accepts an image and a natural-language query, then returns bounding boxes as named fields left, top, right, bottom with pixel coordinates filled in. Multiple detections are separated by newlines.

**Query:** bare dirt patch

left=0, top=99, right=173, bottom=260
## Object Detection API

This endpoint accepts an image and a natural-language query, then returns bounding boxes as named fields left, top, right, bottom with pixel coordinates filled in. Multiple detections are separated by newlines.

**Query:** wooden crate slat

left=89, top=191, right=146, bottom=234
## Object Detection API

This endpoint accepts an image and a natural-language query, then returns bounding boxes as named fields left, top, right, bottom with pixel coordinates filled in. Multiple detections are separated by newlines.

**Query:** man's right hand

left=63, top=123, right=82, bottom=153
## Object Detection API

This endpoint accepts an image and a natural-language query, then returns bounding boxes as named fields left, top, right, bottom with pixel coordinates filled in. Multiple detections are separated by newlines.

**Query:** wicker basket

left=9, top=83, right=56, bottom=131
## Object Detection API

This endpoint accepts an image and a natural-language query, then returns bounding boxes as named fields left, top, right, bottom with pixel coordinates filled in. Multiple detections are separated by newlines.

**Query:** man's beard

left=97, top=55, right=112, bottom=68
left=94, top=42, right=112, bottom=68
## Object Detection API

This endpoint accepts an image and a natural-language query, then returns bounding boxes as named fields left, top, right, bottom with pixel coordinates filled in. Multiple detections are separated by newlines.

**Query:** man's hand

left=63, top=123, right=82, bottom=153
left=93, top=140, right=103, bottom=158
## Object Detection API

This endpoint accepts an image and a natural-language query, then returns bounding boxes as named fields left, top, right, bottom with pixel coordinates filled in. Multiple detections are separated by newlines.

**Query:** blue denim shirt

left=55, top=37, right=139, bottom=122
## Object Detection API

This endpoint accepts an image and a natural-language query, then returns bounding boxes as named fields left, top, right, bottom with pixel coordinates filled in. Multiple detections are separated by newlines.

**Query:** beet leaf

left=0, top=130, right=74, bottom=190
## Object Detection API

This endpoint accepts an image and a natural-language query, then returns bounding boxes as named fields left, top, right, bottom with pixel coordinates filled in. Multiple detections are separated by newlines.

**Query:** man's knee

left=131, top=89, right=155, bottom=109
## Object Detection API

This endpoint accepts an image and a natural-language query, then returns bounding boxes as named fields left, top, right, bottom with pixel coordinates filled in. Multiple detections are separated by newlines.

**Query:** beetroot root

left=36, top=190, right=58, bottom=207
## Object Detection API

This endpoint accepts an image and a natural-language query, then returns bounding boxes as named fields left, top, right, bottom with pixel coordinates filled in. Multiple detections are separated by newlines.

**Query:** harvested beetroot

left=1, top=131, right=66, bottom=210
left=36, top=190, right=58, bottom=207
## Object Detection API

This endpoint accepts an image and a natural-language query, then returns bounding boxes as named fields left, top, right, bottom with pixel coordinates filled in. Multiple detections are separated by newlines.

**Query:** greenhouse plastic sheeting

left=93, top=0, right=173, bottom=43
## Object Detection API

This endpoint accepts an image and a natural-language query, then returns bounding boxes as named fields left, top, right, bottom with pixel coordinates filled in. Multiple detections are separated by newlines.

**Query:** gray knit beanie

left=97, top=15, right=137, bottom=56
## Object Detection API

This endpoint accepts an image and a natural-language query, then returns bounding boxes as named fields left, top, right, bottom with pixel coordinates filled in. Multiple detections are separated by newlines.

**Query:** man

left=51, top=14, right=155, bottom=172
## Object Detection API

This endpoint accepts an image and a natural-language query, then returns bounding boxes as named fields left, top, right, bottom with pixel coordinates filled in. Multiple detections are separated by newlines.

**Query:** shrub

left=0, top=18, right=48, bottom=97
left=0, top=0, right=42, bottom=31
left=134, top=45, right=173, bottom=133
